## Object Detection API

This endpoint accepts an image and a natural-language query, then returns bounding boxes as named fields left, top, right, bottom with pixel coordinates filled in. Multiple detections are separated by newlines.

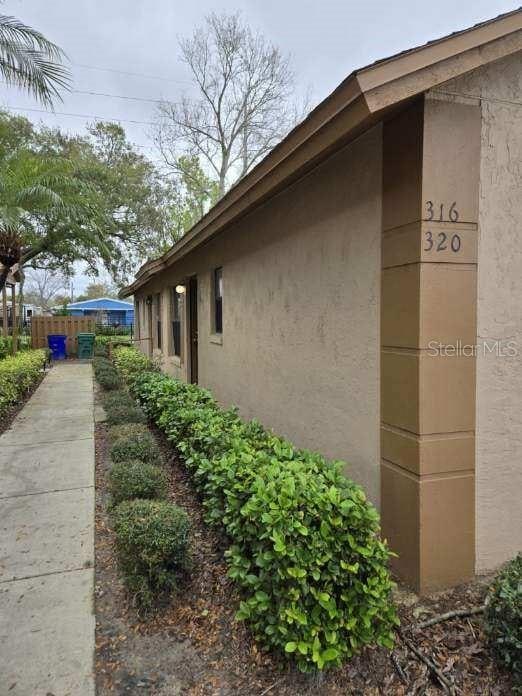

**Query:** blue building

left=66, top=297, right=134, bottom=327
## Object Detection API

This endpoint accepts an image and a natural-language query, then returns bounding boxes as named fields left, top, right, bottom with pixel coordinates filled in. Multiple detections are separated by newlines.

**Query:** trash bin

left=77, top=333, right=95, bottom=359
left=47, top=334, right=67, bottom=360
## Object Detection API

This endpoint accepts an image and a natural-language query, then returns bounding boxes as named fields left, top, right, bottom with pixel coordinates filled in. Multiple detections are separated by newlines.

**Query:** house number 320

left=424, top=231, right=461, bottom=252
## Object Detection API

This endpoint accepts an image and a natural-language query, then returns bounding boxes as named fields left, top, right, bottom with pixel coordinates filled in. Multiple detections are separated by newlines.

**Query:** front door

left=188, top=277, right=198, bottom=384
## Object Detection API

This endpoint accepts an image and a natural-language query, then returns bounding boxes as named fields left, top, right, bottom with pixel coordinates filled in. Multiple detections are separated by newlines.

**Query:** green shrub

left=113, top=346, right=155, bottom=385
left=102, top=389, right=146, bottom=425
left=0, top=349, right=46, bottom=416
left=112, top=499, right=190, bottom=606
left=94, top=342, right=108, bottom=357
left=108, top=422, right=149, bottom=443
left=127, top=369, right=398, bottom=672
left=0, top=335, right=32, bottom=359
left=96, top=325, right=132, bottom=336
left=106, top=399, right=146, bottom=426
left=484, top=555, right=522, bottom=685
left=110, top=430, right=161, bottom=464
left=93, top=356, right=112, bottom=370
left=97, top=369, right=120, bottom=390
left=93, top=356, right=121, bottom=390
left=102, top=389, right=134, bottom=411
left=108, top=460, right=168, bottom=506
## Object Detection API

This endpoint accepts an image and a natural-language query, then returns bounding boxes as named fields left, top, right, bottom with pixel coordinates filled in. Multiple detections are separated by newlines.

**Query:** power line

left=0, top=103, right=168, bottom=156
left=73, top=62, right=191, bottom=85
left=0, top=80, right=180, bottom=106
left=69, top=87, right=178, bottom=106
left=3, top=104, right=157, bottom=127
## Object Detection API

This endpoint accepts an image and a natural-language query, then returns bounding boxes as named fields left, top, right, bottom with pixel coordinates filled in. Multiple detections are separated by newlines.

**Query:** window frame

left=170, top=287, right=183, bottom=358
left=154, top=292, right=162, bottom=350
left=213, top=267, right=223, bottom=335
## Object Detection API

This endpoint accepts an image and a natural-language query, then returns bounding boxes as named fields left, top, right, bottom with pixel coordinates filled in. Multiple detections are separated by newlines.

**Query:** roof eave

left=120, top=10, right=522, bottom=298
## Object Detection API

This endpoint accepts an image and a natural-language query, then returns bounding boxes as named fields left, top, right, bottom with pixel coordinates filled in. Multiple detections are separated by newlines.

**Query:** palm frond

left=0, top=15, right=71, bottom=106
left=14, top=183, right=67, bottom=211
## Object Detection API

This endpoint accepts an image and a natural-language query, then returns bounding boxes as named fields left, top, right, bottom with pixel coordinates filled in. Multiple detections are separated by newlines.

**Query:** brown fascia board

left=121, top=9, right=522, bottom=298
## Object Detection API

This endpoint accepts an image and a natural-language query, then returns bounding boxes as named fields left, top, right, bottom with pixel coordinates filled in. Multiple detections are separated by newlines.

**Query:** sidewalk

left=0, top=362, right=95, bottom=695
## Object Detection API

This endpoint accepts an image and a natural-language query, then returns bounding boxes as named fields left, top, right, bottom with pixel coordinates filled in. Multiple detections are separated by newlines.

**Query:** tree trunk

left=0, top=265, right=10, bottom=293
left=18, top=267, right=25, bottom=338
left=218, top=173, right=226, bottom=198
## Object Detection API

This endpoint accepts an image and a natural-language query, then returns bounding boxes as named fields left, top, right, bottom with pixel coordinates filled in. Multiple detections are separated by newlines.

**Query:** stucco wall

left=137, top=126, right=383, bottom=503
left=437, top=52, right=522, bottom=571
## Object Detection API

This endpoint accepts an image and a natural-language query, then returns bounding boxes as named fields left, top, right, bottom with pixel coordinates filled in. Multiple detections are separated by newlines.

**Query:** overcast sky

left=1, top=0, right=517, bottom=291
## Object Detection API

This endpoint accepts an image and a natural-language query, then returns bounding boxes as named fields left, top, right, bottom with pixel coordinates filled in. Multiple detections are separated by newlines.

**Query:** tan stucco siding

left=137, top=126, right=383, bottom=503
left=436, top=52, right=522, bottom=571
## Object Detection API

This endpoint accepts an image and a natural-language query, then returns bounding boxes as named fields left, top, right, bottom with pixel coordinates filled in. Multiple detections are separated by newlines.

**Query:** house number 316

left=424, top=200, right=461, bottom=253
left=425, top=201, right=459, bottom=222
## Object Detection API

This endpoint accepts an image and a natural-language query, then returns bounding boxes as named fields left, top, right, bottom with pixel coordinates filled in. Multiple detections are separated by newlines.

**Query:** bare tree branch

left=24, top=267, right=68, bottom=310
left=154, top=11, right=306, bottom=200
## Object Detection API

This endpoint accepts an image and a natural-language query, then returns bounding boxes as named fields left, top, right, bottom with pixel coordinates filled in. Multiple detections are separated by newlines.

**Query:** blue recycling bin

left=47, top=334, right=67, bottom=360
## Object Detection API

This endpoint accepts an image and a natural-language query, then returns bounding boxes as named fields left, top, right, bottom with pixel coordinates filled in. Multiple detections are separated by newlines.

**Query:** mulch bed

left=94, top=399, right=514, bottom=695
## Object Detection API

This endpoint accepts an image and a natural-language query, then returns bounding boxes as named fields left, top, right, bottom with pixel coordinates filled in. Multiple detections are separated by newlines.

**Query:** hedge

left=0, top=335, right=32, bottom=360
left=113, top=346, right=155, bottom=384
left=121, top=356, right=398, bottom=672
left=93, top=356, right=121, bottom=390
left=96, top=325, right=132, bottom=336
left=0, top=349, right=46, bottom=416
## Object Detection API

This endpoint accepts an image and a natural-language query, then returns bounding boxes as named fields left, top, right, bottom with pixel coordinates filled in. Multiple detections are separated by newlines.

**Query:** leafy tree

left=155, top=11, right=302, bottom=198
left=53, top=292, right=72, bottom=307
left=0, top=111, right=175, bottom=289
left=75, top=281, right=118, bottom=302
left=168, top=155, right=219, bottom=240
left=36, top=120, right=174, bottom=279
left=0, top=144, right=106, bottom=291
left=0, top=14, right=70, bottom=105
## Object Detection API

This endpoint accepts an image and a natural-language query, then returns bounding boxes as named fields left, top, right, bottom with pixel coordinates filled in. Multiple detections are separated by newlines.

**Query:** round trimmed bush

left=110, top=430, right=161, bottom=464
left=97, top=370, right=120, bottom=390
left=103, top=390, right=134, bottom=411
left=102, top=390, right=146, bottom=424
left=484, top=554, right=522, bottom=684
left=93, top=358, right=121, bottom=390
left=107, top=402, right=146, bottom=426
left=108, top=460, right=168, bottom=506
left=112, top=499, right=190, bottom=606
left=94, top=343, right=108, bottom=357
left=108, top=423, right=149, bottom=443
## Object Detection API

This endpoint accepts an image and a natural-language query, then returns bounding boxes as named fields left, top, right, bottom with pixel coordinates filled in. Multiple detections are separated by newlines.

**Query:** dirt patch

left=94, top=407, right=514, bottom=695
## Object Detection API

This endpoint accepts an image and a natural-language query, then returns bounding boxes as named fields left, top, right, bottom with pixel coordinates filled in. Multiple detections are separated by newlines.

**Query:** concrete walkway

left=0, top=362, right=95, bottom=695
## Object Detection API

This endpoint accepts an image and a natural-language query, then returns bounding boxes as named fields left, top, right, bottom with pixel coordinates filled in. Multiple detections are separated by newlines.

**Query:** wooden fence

left=31, top=316, right=96, bottom=356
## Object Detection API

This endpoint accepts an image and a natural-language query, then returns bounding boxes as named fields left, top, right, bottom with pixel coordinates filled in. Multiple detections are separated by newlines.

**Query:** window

left=214, top=267, right=223, bottom=334
left=154, top=293, right=162, bottom=350
left=171, top=287, right=183, bottom=357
